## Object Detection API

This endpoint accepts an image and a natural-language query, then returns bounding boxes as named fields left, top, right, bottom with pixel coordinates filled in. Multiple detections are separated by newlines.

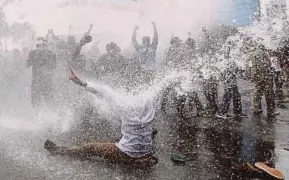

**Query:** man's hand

left=89, top=24, right=94, bottom=29
left=134, top=25, right=139, bottom=31
left=48, top=29, right=54, bottom=34
left=151, top=21, right=156, bottom=26
left=202, top=27, right=207, bottom=33
left=69, top=68, right=87, bottom=87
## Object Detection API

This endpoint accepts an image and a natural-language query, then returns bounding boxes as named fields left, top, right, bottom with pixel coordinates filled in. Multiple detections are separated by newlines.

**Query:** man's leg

left=265, top=80, right=276, bottom=115
left=203, top=78, right=218, bottom=113
left=275, top=71, right=284, bottom=101
left=253, top=82, right=263, bottom=115
left=42, top=77, right=54, bottom=108
left=188, top=91, right=203, bottom=115
left=232, top=85, right=242, bottom=115
left=31, top=79, right=42, bottom=109
left=161, top=85, right=173, bottom=112
left=176, top=94, right=187, bottom=118
left=44, top=140, right=123, bottom=160
left=203, top=79, right=211, bottom=109
left=210, top=79, right=219, bottom=114
left=44, top=140, right=157, bottom=165
left=219, top=87, right=232, bottom=115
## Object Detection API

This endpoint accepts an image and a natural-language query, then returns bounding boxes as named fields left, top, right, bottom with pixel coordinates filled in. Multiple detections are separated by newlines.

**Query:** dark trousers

left=31, top=77, right=54, bottom=108
left=203, top=77, right=218, bottom=113
left=274, top=71, right=283, bottom=100
left=253, top=79, right=275, bottom=115
left=219, top=85, right=242, bottom=115
left=176, top=92, right=203, bottom=116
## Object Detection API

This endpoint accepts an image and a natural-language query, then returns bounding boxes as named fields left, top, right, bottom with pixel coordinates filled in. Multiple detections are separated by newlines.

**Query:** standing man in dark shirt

left=96, top=42, right=127, bottom=87
left=26, top=42, right=57, bottom=109
left=132, top=22, right=158, bottom=84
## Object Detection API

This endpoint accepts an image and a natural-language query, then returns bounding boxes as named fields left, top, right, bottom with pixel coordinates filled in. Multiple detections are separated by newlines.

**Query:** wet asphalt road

left=0, top=80, right=289, bottom=180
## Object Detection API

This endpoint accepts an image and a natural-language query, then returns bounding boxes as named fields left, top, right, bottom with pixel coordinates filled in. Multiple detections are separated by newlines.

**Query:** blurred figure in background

left=247, top=40, right=279, bottom=117
left=96, top=42, right=127, bottom=87
left=132, top=21, right=158, bottom=84
left=216, top=41, right=245, bottom=119
left=164, top=36, right=185, bottom=69
left=48, top=24, right=93, bottom=73
left=269, top=49, right=284, bottom=103
left=26, top=42, right=56, bottom=109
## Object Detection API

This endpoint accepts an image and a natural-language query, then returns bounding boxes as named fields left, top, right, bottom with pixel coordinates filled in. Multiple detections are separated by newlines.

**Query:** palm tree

left=10, top=22, right=34, bottom=42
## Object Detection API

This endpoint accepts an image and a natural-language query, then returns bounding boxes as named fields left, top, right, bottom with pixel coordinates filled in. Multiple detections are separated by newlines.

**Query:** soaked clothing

left=97, top=53, right=126, bottom=75
left=54, top=40, right=86, bottom=72
left=85, top=83, right=155, bottom=158
left=203, top=76, right=218, bottom=113
left=248, top=47, right=275, bottom=114
left=95, top=52, right=127, bottom=87
left=270, top=56, right=283, bottom=100
left=219, top=85, right=242, bottom=115
left=253, top=79, right=275, bottom=114
left=165, top=46, right=187, bottom=69
left=132, top=29, right=158, bottom=71
left=26, top=49, right=56, bottom=107
left=219, top=61, right=243, bottom=115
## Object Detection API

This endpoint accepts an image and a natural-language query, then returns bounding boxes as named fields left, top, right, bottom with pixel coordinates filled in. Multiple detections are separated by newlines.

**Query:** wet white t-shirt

left=85, top=83, right=155, bottom=157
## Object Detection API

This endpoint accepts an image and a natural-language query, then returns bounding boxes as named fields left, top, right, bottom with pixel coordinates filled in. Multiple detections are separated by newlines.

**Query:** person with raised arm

left=44, top=69, right=158, bottom=166
left=47, top=24, right=93, bottom=72
left=132, top=21, right=158, bottom=83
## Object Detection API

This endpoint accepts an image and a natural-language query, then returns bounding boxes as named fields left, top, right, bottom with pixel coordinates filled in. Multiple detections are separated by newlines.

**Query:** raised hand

left=69, top=68, right=87, bottom=87
left=48, top=29, right=54, bottom=34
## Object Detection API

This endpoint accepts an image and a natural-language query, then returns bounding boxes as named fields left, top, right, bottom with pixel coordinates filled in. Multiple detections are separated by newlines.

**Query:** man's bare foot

left=44, top=139, right=58, bottom=153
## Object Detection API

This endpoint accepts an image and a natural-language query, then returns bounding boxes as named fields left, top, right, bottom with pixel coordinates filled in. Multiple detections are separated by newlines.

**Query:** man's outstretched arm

left=48, top=29, right=60, bottom=41
left=80, top=24, right=93, bottom=46
left=69, top=69, right=87, bottom=87
left=69, top=69, right=114, bottom=102
left=151, top=22, right=158, bottom=48
left=132, top=26, right=140, bottom=51
left=26, top=51, right=34, bottom=68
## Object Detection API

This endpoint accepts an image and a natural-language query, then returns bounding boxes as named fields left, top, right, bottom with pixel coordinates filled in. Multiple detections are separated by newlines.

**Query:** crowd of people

left=18, top=21, right=288, bottom=179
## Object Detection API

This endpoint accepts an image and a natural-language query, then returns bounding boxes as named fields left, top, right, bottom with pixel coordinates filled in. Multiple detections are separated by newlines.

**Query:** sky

left=2, top=0, right=276, bottom=49
left=2, top=0, right=221, bottom=48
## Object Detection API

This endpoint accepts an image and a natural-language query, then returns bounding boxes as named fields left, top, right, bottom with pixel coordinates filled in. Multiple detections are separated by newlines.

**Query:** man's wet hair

left=67, top=36, right=76, bottom=44
left=170, top=37, right=182, bottom=45
left=106, top=42, right=120, bottom=52
left=185, top=38, right=196, bottom=48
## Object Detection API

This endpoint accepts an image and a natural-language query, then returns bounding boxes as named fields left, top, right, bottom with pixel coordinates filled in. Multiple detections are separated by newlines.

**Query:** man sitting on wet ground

left=44, top=69, right=158, bottom=166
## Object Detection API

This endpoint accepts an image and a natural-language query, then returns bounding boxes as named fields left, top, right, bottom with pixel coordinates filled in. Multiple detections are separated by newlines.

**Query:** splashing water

left=0, top=1, right=289, bottom=179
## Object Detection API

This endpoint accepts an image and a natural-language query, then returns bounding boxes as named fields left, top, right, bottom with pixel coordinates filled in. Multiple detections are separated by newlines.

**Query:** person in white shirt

left=44, top=69, right=158, bottom=166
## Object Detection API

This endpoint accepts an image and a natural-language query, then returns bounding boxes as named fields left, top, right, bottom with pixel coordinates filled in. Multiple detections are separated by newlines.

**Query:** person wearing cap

left=132, top=22, right=158, bottom=84
left=26, top=42, right=56, bottom=109
left=44, top=70, right=158, bottom=166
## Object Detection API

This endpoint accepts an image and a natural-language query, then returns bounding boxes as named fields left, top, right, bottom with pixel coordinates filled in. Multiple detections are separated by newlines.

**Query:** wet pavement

left=0, top=80, right=289, bottom=180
